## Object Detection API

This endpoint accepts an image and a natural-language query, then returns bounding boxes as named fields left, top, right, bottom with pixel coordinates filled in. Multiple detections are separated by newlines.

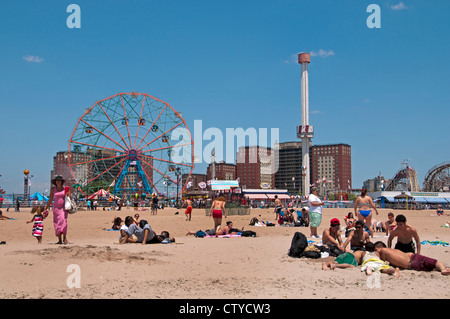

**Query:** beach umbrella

left=87, top=189, right=108, bottom=200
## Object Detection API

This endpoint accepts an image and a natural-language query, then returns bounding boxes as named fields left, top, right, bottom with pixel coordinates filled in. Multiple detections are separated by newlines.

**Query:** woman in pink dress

left=44, top=175, right=71, bottom=244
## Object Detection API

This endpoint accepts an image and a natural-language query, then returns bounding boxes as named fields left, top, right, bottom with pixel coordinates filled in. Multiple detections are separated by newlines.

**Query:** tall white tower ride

left=297, top=53, right=313, bottom=196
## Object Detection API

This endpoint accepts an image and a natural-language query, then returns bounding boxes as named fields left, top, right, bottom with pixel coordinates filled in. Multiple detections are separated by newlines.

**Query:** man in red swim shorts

left=374, top=241, right=450, bottom=275
left=182, top=199, right=193, bottom=221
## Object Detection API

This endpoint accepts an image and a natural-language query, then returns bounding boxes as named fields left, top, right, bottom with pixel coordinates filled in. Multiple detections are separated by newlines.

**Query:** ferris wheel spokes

left=133, top=95, right=147, bottom=149
left=70, top=140, right=127, bottom=155
left=79, top=118, right=129, bottom=152
left=139, top=154, right=193, bottom=168
left=97, top=101, right=132, bottom=150
left=135, top=103, right=168, bottom=150
left=136, top=121, right=185, bottom=153
left=138, top=155, right=178, bottom=185
left=83, top=156, right=127, bottom=186
left=68, top=153, right=127, bottom=168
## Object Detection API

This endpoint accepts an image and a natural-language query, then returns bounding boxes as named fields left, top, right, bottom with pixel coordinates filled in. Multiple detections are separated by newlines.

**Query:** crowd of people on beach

left=315, top=188, right=450, bottom=276
left=3, top=177, right=450, bottom=277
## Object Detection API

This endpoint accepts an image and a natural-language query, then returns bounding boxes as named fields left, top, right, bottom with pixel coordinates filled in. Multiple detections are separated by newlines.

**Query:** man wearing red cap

left=322, top=218, right=346, bottom=253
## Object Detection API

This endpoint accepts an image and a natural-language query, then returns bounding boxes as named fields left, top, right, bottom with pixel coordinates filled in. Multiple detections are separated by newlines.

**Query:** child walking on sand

left=27, top=206, right=48, bottom=243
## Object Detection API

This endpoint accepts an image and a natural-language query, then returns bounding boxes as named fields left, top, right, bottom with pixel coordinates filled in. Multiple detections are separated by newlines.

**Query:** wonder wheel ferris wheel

left=68, top=92, right=194, bottom=200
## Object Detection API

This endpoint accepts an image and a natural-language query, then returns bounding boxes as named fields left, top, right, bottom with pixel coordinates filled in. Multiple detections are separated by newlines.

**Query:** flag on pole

left=110, top=180, right=115, bottom=187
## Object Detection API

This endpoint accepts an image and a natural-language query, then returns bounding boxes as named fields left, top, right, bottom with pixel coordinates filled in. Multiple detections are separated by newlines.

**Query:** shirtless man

left=374, top=241, right=450, bottom=275
left=209, top=196, right=226, bottom=233
left=387, top=214, right=420, bottom=254
left=182, top=199, right=193, bottom=221
left=274, top=195, right=283, bottom=221
left=322, top=218, right=345, bottom=252
left=384, top=212, right=397, bottom=236
left=343, top=220, right=370, bottom=251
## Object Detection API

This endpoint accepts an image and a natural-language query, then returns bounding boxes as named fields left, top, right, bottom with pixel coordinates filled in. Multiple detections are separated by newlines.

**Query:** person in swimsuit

left=182, top=199, right=193, bottom=221
left=384, top=212, right=397, bottom=236
left=387, top=214, right=420, bottom=254
left=322, top=218, right=345, bottom=253
left=209, top=196, right=226, bottom=233
left=361, top=242, right=400, bottom=277
left=374, top=241, right=450, bottom=275
left=274, top=195, right=283, bottom=221
left=343, top=220, right=370, bottom=252
left=354, top=188, right=378, bottom=238
left=215, top=221, right=240, bottom=237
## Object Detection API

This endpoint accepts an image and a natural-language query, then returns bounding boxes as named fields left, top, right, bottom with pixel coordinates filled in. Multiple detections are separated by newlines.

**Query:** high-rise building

left=274, top=141, right=310, bottom=194
left=52, top=150, right=93, bottom=185
left=311, top=144, right=352, bottom=195
left=206, top=161, right=237, bottom=181
left=236, top=146, right=275, bottom=189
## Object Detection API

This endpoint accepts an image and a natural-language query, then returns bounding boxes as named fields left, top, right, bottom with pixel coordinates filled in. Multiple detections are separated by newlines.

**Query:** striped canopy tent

left=87, top=189, right=109, bottom=200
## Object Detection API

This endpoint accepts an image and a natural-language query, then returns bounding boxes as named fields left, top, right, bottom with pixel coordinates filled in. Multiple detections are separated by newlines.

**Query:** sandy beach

left=0, top=206, right=449, bottom=300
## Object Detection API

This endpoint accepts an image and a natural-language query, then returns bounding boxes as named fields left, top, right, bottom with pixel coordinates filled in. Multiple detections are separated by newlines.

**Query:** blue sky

left=0, top=0, right=449, bottom=194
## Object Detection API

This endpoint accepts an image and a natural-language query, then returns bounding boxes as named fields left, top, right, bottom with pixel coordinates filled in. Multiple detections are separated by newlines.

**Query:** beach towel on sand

left=421, top=240, right=449, bottom=247
left=205, top=234, right=242, bottom=238
left=361, top=258, right=390, bottom=273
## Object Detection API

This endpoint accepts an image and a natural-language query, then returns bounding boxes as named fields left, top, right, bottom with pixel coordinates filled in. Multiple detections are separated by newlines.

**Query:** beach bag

left=329, top=245, right=344, bottom=257
left=195, top=230, right=206, bottom=238
left=64, top=187, right=77, bottom=214
left=241, top=230, right=256, bottom=237
left=287, top=232, right=308, bottom=258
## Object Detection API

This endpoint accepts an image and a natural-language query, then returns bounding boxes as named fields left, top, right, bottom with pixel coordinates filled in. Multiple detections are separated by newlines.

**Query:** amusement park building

left=369, top=191, right=450, bottom=208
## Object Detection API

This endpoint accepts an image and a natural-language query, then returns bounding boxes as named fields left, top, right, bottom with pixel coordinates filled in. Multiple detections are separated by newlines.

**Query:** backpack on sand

left=287, top=232, right=308, bottom=258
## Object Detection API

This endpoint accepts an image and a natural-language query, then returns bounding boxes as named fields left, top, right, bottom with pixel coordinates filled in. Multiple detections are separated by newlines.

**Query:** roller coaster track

left=385, top=166, right=420, bottom=192
left=423, top=161, right=450, bottom=192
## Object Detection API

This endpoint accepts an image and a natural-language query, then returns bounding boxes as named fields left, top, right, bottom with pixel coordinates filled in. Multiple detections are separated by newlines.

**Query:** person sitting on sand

left=133, top=214, right=140, bottom=226
left=119, top=216, right=138, bottom=243
left=111, top=217, right=123, bottom=230
left=373, top=241, right=450, bottom=275
left=387, top=214, right=420, bottom=254
left=361, top=242, right=400, bottom=277
left=215, top=221, right=240, bottom=236
left=436, top=206, right=444, bottom=216
left=121, top=219, right=169, bottom=245
left=343, top=220, right=370, bottom=252
left=279, top=209, right=295, bottom=225
left=322, top=218, right=345, bottom=253
left=322, top=250, right=365, bottom=271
